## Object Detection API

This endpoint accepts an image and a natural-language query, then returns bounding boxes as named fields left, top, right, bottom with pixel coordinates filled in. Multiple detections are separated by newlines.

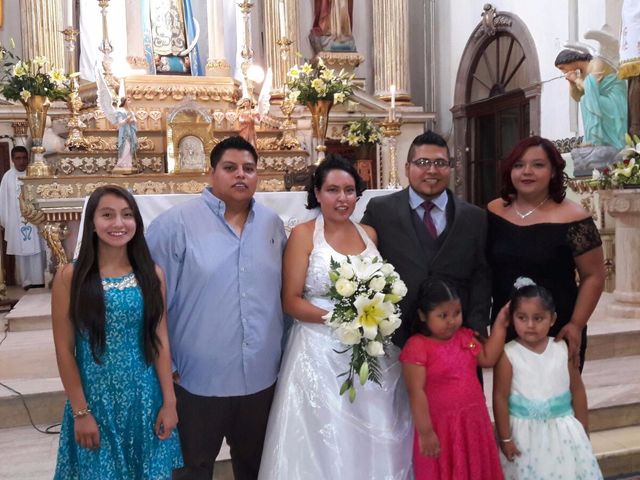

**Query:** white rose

left=379, top=314, right=402, bottom=336
left=369, top=276, right=386, bottom=292
left=391, top=280, right=408, bottom=297
left=365, top=340, right=385, bottom=357
left=335, top=278, right=357, bottom=297
left=336, top=324, right=362, bottom=345
left=338, top=263, right=355, bottom=280
left=380, top=263, right=395, bottom=275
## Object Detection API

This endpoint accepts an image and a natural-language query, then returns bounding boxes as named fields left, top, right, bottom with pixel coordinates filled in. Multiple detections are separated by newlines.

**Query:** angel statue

left=237, top=68, right=273, bottom=149
left=555, top=27, right=628, bottom=150
left=96, top=70, right=139, bottom=174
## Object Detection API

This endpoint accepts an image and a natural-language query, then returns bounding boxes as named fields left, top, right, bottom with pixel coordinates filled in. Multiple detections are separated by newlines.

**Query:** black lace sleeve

left=567, top=217, right=602, bottom=256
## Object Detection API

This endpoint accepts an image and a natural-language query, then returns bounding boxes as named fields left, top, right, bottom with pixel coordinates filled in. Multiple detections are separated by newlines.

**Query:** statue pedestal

left=607, top=189, right=640, bottom=319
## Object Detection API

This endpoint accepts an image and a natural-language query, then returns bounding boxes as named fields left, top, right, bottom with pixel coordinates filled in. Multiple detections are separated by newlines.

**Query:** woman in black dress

left=487, top=136, right=605, bottom=369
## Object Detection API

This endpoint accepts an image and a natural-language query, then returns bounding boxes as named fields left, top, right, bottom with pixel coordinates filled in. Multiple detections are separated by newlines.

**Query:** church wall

left=0, top=0, right=24, bottom=57
left=432, top=0, right=623, bottom=145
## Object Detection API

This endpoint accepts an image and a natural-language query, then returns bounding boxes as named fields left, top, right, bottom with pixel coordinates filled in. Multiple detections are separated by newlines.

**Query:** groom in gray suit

left=361, top=130, right=490, bottom=346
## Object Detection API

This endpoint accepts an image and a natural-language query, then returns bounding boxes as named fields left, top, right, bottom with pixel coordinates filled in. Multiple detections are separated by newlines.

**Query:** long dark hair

left=412, top=277, right=461, bottom=336
left=306, top=154, right=366, bottom=209
left=500, top=136, right=567, bottom=205
left=70, top=185, right=162, bottom=364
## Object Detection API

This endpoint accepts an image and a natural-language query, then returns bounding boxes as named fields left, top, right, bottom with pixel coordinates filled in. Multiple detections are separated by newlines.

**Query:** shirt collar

left=408, top=187, right=448, bottom=212
left=202, top=187, right=256, bottom=219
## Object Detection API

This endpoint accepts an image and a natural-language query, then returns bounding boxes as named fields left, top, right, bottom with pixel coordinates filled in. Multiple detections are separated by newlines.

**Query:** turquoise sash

left=509, top=391, right=573, bottom=420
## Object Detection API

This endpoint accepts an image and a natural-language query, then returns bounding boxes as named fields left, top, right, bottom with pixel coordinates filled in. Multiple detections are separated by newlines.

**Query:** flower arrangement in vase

left=589, top=133, right=640, bottom=189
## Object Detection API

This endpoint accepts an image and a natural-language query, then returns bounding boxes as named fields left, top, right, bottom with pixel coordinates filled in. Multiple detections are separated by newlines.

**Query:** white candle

left=390, top=84, right=396, bottom=109
left=278, top=0, right=287, bottom=38
left=66, top=0, right=73, bottom=26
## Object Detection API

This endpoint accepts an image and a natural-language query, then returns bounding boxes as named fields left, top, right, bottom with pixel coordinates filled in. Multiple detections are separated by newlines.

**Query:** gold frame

left=166, top=100, right=216, bottom=173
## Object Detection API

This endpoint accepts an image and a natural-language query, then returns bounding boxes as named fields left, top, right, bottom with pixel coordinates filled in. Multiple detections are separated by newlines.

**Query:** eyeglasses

left=409, top=158, right=450, bottom=169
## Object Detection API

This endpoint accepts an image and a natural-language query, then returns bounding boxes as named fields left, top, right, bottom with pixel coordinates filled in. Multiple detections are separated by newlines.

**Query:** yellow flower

left=12, top=61, right=26, bottom=77
left=288, top=65, right=300, bottom=79
left=334, top=92, right=346, bottom=104
left=354, top=292, right=394, bottom=340
left=311, top=78, right=326, bottom=92
left=19, top=89, right=31, bottom=101
left=50, top=67, right=66, bottom=85
left=321, top=68, right=335, bottom=81
left=347, top=132, right=360, bottom=146
left=301, top=63, right=313, bottom=75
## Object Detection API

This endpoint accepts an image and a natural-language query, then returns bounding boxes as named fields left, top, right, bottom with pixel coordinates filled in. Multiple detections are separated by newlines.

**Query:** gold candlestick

left=66, top=77, right=89, bottom=151
left=98, top=0, right=113, bottom=77
left=61, top=26, right=79, bottom=75
left=238, top=0, right=255, bottom=98
left=276, top=36, right=293, bottom=60
left=278, top=95, right=300, bottom=149
left=381, top=118, right=402, bottom=189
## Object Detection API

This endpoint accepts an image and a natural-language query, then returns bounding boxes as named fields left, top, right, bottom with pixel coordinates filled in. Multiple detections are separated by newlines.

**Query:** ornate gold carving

left=316, top=51, right=364, bottom=69
left=206, top=59, right=231, bottom=69
left=258, top=178, right=285, bottom=192
left=256, top=137, right=282, bottom=151
left=12, top=121, right=29, bottom=137
left=132, top=181, right=168, bottom=194
left=82, top=182, right=110, bottom=194
left=84, top=136, right=155, bottom=152
left=19, top=194, right=46, bottom=226
left=36, top=183, right=75, bottom=199
left=258, top=155, right=308, bottom=172
left=128, top=84, right=236, bottom=103
left=173, top=180, right=209, bottom=194
left=41, top=222, right=69, bottom=266
left=127, top=55, right=149, bottom=69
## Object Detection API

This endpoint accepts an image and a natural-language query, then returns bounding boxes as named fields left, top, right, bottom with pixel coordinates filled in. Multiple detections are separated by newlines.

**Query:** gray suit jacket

left=361, top=188, right=491, bottom=346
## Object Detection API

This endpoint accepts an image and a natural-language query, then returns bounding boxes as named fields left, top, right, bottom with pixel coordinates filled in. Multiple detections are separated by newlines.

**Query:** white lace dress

left=258, top=215, right=413, bottom=480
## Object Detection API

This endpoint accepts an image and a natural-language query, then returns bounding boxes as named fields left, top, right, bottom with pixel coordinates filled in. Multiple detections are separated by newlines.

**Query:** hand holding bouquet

left=322, top=255, right=407, bottom=402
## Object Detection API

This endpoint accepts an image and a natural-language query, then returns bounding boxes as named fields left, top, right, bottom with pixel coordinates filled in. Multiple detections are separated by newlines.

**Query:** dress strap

left=312, top=213, right=326, bottom=248
left=354, top=222, right=376, bottom=251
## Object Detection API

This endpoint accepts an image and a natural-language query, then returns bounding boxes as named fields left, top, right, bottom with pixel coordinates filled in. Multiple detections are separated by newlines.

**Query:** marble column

left=205, top=0, right=231, bottom=76
left=19, top=0, right=65, bottom=69
left=125, top=0, right=148, bottom=71
left=264, top=0, right=298, bottom=97
left=607, top=190, right=640, bottom=319
left=372, top=0, right=411, bottom=103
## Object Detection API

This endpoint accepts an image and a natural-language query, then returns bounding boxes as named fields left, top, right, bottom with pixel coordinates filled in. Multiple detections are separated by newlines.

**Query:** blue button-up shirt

left=146, top=188, right=287, bottom=397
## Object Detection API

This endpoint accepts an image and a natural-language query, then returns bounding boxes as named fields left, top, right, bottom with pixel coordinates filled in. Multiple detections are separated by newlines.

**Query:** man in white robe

left=0, top=146, right=45, bottom=288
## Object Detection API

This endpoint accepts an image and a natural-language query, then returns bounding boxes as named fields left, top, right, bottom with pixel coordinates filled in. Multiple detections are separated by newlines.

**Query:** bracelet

left=72, top=406, right=91, bottom=419
left=500, top=437, right=512, bottom=443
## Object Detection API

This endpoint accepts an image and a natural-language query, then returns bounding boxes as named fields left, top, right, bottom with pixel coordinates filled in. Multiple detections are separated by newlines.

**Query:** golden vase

left=20, top=95, right=52, bottom=176
left=307, top=99, right=333, bottom=163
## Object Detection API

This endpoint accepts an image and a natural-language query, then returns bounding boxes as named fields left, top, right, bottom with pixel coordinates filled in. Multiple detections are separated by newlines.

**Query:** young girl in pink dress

left=400, top=278, right=508, bottom=480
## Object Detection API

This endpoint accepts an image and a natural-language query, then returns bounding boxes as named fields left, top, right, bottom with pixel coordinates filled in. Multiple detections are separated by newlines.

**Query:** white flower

left=514, top=276, right=536, bottom=289
left=369, top=276, right=386, bottom=292
left=380, top=263, right=395, bottom=275
left=287, top=90, right=300, bottom=103
left=335, top=278, right=357, bottom=297
left=391, top=280, right=408, bottom=297
left=50, top=67, right=66, bottom=85
left=19, top=89, right=31, bottom=101
left=321, top=309, right=335, bottom=325
left=592, top=168, right=602, bottom=180
left=12, top=61, right=26, bottom=77
left=349, top=255, right=382, bottom=280
left=337, top=263, right=354, bottom=280
left=379, top=313, right=402, bottom=336
left=301, top=63, right=313, bottom=75
left=365, top=340, right=385, bottom=357
left=354, top=292, right=394, bottom=339
left=336, top=323, right=362, bottom=345
left=287, top=65, right=300, bottom=78
left=334, top=92, right=346, bottom=104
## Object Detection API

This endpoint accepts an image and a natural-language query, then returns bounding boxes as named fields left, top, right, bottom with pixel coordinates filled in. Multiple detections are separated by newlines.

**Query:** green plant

left=340, top=118, right=382, bottom=146
left=285, top=57, right=353, bottom=105
left=1, top=42, right=69, bottom=102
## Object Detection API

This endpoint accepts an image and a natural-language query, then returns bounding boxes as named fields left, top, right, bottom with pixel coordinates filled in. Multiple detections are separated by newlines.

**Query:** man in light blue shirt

left=146, top=136, right=286, bottom=480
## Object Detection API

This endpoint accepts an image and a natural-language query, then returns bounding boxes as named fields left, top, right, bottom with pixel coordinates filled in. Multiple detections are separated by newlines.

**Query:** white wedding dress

left=258, top=215, right=413, bottom=480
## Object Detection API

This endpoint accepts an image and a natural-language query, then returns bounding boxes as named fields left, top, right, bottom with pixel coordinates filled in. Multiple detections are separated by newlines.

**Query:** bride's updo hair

left=306, top=154, right=366, bottom=209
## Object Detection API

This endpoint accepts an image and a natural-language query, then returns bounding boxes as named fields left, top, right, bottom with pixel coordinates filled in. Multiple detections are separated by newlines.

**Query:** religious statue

left=555, top=28, right=628, bottom=151
left=141, top=0, right=202, bottom=75
left=97, top=72, right=139, bottom=174
left=310, top=0, right=356, bottom=53
left=236, top=69, right=273, bottom=149
left=178, top=135, right=206, bottom=171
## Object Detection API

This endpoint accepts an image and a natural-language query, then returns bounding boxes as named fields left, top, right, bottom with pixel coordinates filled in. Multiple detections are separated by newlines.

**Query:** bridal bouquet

left=322, top=255, right=406, bottom=402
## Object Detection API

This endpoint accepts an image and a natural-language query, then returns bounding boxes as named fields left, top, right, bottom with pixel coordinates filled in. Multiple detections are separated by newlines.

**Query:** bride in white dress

left=258, top=156, right=413, bottom=479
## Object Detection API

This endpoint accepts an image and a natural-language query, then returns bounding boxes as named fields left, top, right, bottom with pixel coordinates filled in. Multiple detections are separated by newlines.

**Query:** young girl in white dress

left=258, top=156, right=413, bottom=479
left=493, top=277, right=602, bottom=479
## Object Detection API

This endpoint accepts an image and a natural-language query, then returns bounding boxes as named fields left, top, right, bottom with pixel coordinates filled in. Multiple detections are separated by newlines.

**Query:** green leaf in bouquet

left=339, top=378, right=351, bottom=396
left=359, top=361, right=369, bottom=385
left=329, top=270, right=340, bottom=283
left=348, top=385, right=356, bottom=403
left=384, top=293, right=402, bottom=304
left=330, top=257, right=341, bottom=270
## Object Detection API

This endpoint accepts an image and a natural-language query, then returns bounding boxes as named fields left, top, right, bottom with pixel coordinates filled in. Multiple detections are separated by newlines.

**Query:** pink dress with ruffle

left=399, top=328, right=503, bottom=480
